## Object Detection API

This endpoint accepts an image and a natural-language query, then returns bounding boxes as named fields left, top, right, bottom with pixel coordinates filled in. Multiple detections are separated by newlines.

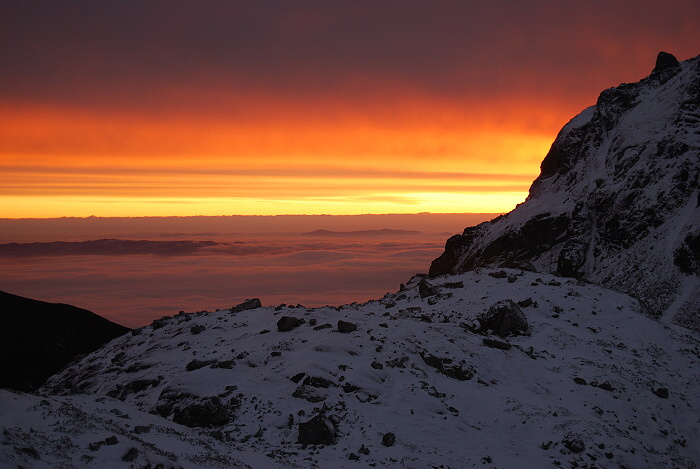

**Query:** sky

left=1, top=1, right=698, bottom=218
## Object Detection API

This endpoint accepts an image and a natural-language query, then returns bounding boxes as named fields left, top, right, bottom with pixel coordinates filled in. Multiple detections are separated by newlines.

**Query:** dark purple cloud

left=2, top=1, right=698, bottom=111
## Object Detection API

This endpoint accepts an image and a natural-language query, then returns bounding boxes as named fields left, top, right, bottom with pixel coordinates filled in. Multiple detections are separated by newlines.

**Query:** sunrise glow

left=1, top=1, right=698, bottom=218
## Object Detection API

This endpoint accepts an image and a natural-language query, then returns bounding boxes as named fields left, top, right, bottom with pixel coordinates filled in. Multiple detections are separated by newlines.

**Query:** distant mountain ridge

left=0, top=239, right=218, bottom=257
left=430, top=52, right=699, bottom=330
left=303, top=228, right=422, bottom=237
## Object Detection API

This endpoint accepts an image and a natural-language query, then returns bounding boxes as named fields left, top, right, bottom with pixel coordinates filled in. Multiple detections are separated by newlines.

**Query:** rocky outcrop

left=430, top=52, right=700, bottom=330
left=172, top=396, right=229, bottom=427
left=476, top=300, right=528, bottom=337
left=298, top=415, right=337, bottom=445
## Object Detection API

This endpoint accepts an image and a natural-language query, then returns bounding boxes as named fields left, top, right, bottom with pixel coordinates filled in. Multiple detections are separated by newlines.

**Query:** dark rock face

left=477, top=300, right=528, bottom=337
left=429, top=53, right=700, bottom=330
left=0, top=290, right=129, bottom=391
left=674, top=232, right=700, bottom=275
left=297, top=415, right=336, bottom=445
left=277, top=316, right=303, bottom=332
left=652, top=51, right=682, bottom=82
left=172, top=396, right=229, bottom=427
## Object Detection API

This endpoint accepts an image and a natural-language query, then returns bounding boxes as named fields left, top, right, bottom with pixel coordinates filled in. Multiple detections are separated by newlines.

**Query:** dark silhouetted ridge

left=0, top=291, right=129, bottom=391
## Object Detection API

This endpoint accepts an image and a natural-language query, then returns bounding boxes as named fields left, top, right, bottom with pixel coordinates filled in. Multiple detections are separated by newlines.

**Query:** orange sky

left=1, top=1, right=698, bottom=218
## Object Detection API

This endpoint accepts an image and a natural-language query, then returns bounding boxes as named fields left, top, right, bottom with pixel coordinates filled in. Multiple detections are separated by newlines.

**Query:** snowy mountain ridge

left=0, top=269, right=695, bottom=468
left=430, top=52, right=699, bottom=331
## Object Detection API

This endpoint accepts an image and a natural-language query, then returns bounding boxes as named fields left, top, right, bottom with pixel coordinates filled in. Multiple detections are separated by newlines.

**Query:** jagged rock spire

left=651, top=51, right=681, bottom=81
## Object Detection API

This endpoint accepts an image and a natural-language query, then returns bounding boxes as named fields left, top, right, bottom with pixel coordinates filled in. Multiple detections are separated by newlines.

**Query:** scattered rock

left=443, top=281, right=464, bottom=289
left=231, top=298, right=262, bottom=313
left=418, top=280, right=438, bottom=298
left=382, top=432, right=396, bottom=447
left=305, top=376, right=333, bottom=388
left=172, top=396, right=229, bottom=427
left=190, top=324, right=205, bottom=334
left=477, top=300, right=528, bottom=337
left=653, top=387, right=669, bottom=399
left=596, top=381, right=614, bottom=391
left=517, top=298, right=534, bottom=308
left=277, top=316, right=303, bottom=332
left=133, top=425, right=150, bottom=434
left=151, top=317, right=170, bottom=330
left=313, top=323, right=332, bottom=331
left=563, top=438, right=585, bottom=454
left=371, top=361, right=384, bottom=369
left=342, top=383, right=361, bottom=393
left=573, top=377, right=587, bottom=385
left=421, top=353, right=475, bottom=380
left=482, top=338, right=511, bottom=350
left=13, top=446, right=40, bottom=459
left=489, top=270, right=508, bottom=279
left=104, top=436, right=118, bottom=445
left=121, top=447, right=138, bottom=462
left=298, top=415, right=337, bottom=445
left=186, top=359, right=216, bottom=371
left=337, top=320, right=358, bottom=333
left=386, top=356, right=408, bottom=368
left=507, top=273, right=518, bottom=283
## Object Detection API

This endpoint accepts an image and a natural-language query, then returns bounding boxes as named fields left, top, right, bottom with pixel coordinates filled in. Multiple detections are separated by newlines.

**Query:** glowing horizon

left=1, top=1, right=698, bottom=218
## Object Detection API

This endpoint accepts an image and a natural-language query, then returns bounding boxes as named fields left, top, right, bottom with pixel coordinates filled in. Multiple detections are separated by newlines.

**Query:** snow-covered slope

left=430, top=52, right=699, bottom=331
left=0, top=389, right=279, bottom=469
left=23, top=270, right=699, bottom=468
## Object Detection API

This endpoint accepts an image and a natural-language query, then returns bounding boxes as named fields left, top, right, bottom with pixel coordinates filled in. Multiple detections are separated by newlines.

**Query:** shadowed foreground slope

left=0, top=291, right=129, bottom=391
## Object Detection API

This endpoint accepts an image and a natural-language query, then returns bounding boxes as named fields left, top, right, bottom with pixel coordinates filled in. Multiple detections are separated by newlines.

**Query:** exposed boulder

left=476, top=300, right=528, bottom=337
left=382, top=432, right=396, bottom=447
left=298, top=415, right=337, bottom=445
left=186, top=359, right=216, bottom=371
left=277, top=316, right=303, bottom=332
left=232, top=298, right=262, bottom=313
left=418, top=280, right=438, bottom=298
left=337, top=320, right=358, bottom=333
left=172, top=396, right=229, bottom=427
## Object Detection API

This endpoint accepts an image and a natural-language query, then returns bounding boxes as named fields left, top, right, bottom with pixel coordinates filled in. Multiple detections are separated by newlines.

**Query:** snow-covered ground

left=3, top=268, right=697, bottom=468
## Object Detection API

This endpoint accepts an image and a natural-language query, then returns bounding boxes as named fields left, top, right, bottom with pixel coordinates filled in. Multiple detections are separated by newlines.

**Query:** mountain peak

left=652, top=51, right=682, bottom=80
left=430, top=53, right=699, bottom=331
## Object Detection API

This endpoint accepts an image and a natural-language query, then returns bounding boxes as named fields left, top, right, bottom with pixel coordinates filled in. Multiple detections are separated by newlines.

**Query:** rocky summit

left=430, top=52, right=700, bottom=331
